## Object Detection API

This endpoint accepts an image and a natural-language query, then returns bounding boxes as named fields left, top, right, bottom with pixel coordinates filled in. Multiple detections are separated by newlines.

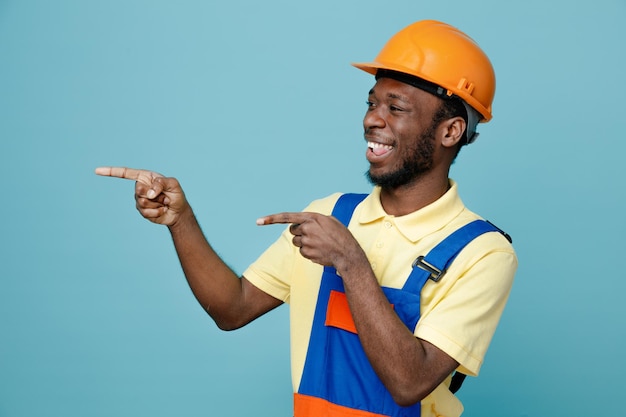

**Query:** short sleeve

left=243, top=226, right=297, bottom=303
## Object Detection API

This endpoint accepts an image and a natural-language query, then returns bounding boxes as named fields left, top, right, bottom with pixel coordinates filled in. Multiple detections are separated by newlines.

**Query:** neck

left=379, top=174, right=450, bottom=217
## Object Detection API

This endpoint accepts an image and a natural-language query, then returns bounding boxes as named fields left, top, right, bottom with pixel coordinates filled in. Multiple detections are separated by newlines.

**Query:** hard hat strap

left=376, top=69, right=450, bottom=100
left=462, top=102, right=480, bottom=144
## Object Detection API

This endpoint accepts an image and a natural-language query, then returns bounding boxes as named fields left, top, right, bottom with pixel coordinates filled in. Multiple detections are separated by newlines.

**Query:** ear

left=438, top=116, right=466, bottom=149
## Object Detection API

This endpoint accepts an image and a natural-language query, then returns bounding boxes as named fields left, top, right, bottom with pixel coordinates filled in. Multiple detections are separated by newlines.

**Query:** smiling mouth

left=367, top=141, right=394, bottom=156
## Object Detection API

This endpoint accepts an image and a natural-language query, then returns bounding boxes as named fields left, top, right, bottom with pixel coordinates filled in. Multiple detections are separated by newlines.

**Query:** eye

left=389, top=105, right=403, bottom=112
left=366, top=100, right=375, bottom=109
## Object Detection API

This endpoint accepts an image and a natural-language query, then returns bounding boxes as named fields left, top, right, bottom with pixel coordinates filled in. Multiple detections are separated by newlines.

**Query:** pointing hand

left=257, top=211, right=366, bottom=270
left=95, top=167, right=189, bottom=226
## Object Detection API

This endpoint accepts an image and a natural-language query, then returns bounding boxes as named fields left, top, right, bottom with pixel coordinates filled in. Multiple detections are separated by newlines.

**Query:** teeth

left=367, top=141, right=393, bottom=150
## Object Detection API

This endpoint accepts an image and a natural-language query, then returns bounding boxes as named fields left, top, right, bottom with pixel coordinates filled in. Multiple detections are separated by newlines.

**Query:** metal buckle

left=412, top=256, right=446, bottom=282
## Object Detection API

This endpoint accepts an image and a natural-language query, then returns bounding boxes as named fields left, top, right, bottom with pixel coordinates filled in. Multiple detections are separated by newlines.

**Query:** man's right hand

left=95, top=167, right=189, bottom=227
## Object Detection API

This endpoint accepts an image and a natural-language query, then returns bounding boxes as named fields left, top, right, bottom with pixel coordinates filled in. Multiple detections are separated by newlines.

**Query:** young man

left=97, top=20, right=517, bottom=417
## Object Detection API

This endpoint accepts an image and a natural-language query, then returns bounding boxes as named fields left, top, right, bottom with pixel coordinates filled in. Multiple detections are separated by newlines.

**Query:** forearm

left=95, top=167, right=279, bottom=328
left=167, top=207, right=248, bottom=329
left=339, top=258, right=457, bottom=406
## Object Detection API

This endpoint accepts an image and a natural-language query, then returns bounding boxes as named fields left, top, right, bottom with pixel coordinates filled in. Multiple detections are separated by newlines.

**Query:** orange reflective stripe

left=324, top=290, right=394, bottom=334
left=325, top=290, right=357, bottom=333
left=294, top=393, right=390, bottom=417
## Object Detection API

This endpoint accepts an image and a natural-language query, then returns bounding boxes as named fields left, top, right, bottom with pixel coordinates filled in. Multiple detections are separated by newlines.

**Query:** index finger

left=94, top=166, right=162, bottom=185
left=256, top=212, right=311, bottom=226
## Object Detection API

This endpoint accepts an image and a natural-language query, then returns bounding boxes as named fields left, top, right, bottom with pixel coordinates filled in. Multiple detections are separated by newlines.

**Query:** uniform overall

left=294, top=193, right=505, bottom=417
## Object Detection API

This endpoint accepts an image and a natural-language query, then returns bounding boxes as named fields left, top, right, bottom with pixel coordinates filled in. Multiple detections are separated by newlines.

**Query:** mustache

left=364, top=129, right=391, bottom=140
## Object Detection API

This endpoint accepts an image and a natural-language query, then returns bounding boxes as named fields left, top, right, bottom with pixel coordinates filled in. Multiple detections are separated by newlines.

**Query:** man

left=96, top=20, right=516, bottom=417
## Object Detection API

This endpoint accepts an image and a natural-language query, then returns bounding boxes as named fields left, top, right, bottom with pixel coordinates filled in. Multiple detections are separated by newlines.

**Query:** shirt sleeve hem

left=416, top=323, right=482, bottom=376
left=243, top=266, right=291, bottom=303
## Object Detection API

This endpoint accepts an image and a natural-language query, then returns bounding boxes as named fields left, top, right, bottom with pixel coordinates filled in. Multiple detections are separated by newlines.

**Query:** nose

left=363, top=106, right=386, bottom=131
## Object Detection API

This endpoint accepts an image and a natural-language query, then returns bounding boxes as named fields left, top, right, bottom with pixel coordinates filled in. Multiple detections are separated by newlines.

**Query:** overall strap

left=402, top=219, right=509, bottom=394
left=331, top=193, right=368, bottom=227
left=403, top=220, right=500, bottom=295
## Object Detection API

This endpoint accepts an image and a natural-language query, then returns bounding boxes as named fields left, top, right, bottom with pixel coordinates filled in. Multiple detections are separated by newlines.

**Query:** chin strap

left=462, top=101, right=481, bottom=144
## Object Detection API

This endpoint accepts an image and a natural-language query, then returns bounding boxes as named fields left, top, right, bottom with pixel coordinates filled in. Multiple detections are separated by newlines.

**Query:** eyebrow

left=388, top=92, right=410, bottom=103
left=368, top=88, right=411, bottom=103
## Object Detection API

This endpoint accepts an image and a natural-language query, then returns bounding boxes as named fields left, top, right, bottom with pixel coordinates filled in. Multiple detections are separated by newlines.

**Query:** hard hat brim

left=351, top=61, right=493, bottom=122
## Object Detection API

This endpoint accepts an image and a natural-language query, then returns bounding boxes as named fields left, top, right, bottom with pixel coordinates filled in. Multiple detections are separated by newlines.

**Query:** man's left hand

left=257, top=212, right=366, bottom=271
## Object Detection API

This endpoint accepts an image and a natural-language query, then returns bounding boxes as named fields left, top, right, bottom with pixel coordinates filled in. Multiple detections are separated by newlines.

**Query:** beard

left=365, top=124, right=436, bottom=189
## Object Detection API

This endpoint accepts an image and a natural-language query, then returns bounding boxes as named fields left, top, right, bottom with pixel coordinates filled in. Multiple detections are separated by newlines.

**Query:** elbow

left=212, top=313, right=249, bottom=331
left=207, top=308, right=247, bottom=331
left=387, top=379, right=434, bottom=407
left=390, top=390, right=423, bottom=408
left=214, top=320, right=241, bottom=331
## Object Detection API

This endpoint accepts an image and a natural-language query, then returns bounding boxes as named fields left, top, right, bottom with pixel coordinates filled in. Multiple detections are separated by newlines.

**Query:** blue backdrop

left=1, top=1, right=625, bottom=416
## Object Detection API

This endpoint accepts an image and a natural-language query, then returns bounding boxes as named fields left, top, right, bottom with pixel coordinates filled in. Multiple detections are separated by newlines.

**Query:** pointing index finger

left=94, top=166, right=162, bottom=185
left=256, top=212, right=310, bottom=226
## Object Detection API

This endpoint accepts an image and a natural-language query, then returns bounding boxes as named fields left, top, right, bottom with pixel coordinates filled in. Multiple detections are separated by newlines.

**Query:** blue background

left=1, top=1, right=625, bottom=416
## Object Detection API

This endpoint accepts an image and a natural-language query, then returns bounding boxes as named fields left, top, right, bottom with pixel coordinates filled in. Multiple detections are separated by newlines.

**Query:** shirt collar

left=357, top=180, right=465, bottom=242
